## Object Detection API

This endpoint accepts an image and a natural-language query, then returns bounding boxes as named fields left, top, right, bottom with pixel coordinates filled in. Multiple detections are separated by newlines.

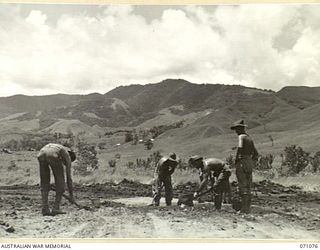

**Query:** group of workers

left=37, top=119, right=258, bottom=216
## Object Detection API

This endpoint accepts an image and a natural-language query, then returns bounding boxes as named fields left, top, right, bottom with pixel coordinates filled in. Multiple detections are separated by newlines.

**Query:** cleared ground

left=0, top=180, right=319, bottom=239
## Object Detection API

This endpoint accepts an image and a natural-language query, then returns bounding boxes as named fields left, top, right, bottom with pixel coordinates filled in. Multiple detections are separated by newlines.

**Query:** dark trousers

left=236, top=158, right=254, bottom=213
left=152, top=175, right=173, bottom=206
left=214, top=179, right=231, bottom=210
left=38, top=154, right=65, bottom=211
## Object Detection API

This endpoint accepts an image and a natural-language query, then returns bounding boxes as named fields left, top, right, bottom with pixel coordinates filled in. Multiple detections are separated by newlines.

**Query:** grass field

left=1, top=144, right=319, bottom=192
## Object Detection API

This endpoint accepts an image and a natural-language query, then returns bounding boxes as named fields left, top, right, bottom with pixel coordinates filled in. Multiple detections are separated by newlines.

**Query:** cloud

left=0, top=4, right=319, bottom=96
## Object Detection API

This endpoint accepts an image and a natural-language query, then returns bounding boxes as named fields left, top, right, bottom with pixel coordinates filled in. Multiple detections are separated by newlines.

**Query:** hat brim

left=167, top=157, right=179, bottom=163
left=230, top=124, right=247, bottom=130
left=191, top=155, right=203, bottom=160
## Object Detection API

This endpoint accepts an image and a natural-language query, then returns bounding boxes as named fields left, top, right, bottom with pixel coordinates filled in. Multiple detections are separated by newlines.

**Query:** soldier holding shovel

left=189, top=156, right=231, bottom=210
left=152, top=152, right=178, bottom=206
left=37, top=143, right=76, bottom=216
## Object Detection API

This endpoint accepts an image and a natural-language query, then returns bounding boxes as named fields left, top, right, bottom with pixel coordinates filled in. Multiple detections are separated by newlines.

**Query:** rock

left=5, top=226, right=15, bottom=233
left=243, top=215, right=256, bottom=221
left=284, top=206, right=292, bottom=212
left=271, top=190, right=280, bottom=194
left=21, top=196, right=31, bottom=201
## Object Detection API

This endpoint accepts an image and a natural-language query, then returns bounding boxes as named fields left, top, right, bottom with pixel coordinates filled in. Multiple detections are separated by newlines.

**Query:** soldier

left=152, top=152, right=178, bottom=206
left=189, top=156, right=231, bottom=210
left=231, top=119, right=259, bottom=214
left=37, top=143, right=76, bottom=216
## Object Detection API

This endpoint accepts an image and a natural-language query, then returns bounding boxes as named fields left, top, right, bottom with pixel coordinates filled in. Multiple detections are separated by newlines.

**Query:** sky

left=0, top=3, right=320, bottom=96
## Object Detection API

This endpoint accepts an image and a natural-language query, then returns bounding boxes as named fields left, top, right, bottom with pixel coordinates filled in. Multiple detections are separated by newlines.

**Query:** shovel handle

left=197, top=187, right=217, bottom=198
left=50, top=186, right=83, bottom=209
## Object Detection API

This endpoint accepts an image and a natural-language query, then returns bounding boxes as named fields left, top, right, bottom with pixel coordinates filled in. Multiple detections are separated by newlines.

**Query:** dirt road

left=0, top=180, right=319, bottom=239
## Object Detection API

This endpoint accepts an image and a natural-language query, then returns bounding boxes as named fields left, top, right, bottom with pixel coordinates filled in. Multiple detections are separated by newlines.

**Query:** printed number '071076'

left=300, top=244, right=318, bottom=249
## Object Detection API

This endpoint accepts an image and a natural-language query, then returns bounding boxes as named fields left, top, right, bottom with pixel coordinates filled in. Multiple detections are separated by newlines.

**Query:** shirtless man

left=189, top=156, right=231, bottom=210
left=37, top=143, right=76, bottom=216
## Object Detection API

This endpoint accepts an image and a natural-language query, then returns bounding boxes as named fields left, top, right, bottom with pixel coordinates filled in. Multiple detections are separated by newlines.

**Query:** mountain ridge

left=0, top=79, right=319, bottom=142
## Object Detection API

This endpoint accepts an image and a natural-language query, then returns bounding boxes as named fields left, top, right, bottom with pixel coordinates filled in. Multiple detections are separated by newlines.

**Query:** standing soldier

left=230, top=119, right=259, bottom=214
left=152, top=152, right=178, bottom=206
left=37, top=143, right=76, bottom=216
left=189, top=156, right=231, bottom=210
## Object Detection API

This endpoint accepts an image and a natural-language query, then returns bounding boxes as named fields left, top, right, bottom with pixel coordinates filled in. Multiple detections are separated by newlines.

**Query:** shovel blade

left=177, top=193, right=194, bottom=207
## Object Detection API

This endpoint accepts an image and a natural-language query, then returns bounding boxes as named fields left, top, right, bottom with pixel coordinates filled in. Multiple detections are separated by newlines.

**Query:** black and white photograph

left=0, top=2, right=319, bottom=240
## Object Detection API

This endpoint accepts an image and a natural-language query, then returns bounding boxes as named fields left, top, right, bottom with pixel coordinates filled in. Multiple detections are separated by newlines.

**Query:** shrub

left=124, top=131, right=133, bottom=143
left=225, top=154, right=235, bottom=168
left=281, top=145, right=310, bottom=175
left=108, top=159, right=117, bottom=168
left=310, top=151, right=320, bottom=173
left=98, top=142, right=107, bottom=150
left=73, top=141, right=99, bottom=175
left=150, top=151, right=162, bottom=164
left=177, top=158, right=190, bottom=170
left=257, top=154, right=274, bottom=170
left=8, top=160, right=17, bottom=171
left=144, top=139, right=154, bottom=150
left=124, top=151, right=162, bottom=171
left=126, top=161, right=135, bottom=170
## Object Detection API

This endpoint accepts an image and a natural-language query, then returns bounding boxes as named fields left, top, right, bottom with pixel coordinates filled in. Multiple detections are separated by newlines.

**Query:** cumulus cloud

left=0, top=4, right=319, bottom=96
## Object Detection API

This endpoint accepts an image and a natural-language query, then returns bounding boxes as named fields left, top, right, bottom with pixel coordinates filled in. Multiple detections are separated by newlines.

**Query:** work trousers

left=152, top=175, right=173, bottom=206
left=235, top=157, right=254, bottom=213
left=38, top=154, right=66, bottom=211
left=214, top=177, right=231, bottom=210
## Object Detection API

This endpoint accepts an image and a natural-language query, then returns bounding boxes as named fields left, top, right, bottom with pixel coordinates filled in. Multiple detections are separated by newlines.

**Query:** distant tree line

left=1, top=133, right=74, bottom=151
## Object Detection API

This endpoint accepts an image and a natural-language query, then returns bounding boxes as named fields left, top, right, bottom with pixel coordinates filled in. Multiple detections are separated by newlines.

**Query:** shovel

left=50, top=186, right=92, bottom=211
left=177, top=188, right=216, bottom=207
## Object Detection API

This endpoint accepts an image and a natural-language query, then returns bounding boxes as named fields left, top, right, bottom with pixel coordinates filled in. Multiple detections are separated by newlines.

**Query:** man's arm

left=252, top=143, right=259, bottom=161
left=61, top=149, right=74, bottom=201
left=168, top=162, right=177, bottom=175
left=197, top=172, right=209, bottom=194
left=235, top=135, right=245, bottom=163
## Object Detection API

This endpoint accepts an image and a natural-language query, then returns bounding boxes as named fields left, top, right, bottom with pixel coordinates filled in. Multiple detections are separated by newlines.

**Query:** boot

left=240, top=195, right=249, bottom=214
left=52, top=193, right=66, bottom=215
left=166, top=200, right=172, bottom=206
left=246, top=194, right=252, bottom=214
left=214, top=194, right=222, bottom=210
left=152, top=197, right=160, bottom=206
left=42, top=206, right=52, bottom=216
left=41, top=191, right=51, bottom=216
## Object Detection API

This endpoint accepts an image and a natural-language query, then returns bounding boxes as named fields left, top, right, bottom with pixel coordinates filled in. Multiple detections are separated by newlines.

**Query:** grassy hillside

left=252, top=103, right=320, bottom=133
left=0, top=94, right=82, bottom=114
left=276, top=86, right=320, bottom=109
